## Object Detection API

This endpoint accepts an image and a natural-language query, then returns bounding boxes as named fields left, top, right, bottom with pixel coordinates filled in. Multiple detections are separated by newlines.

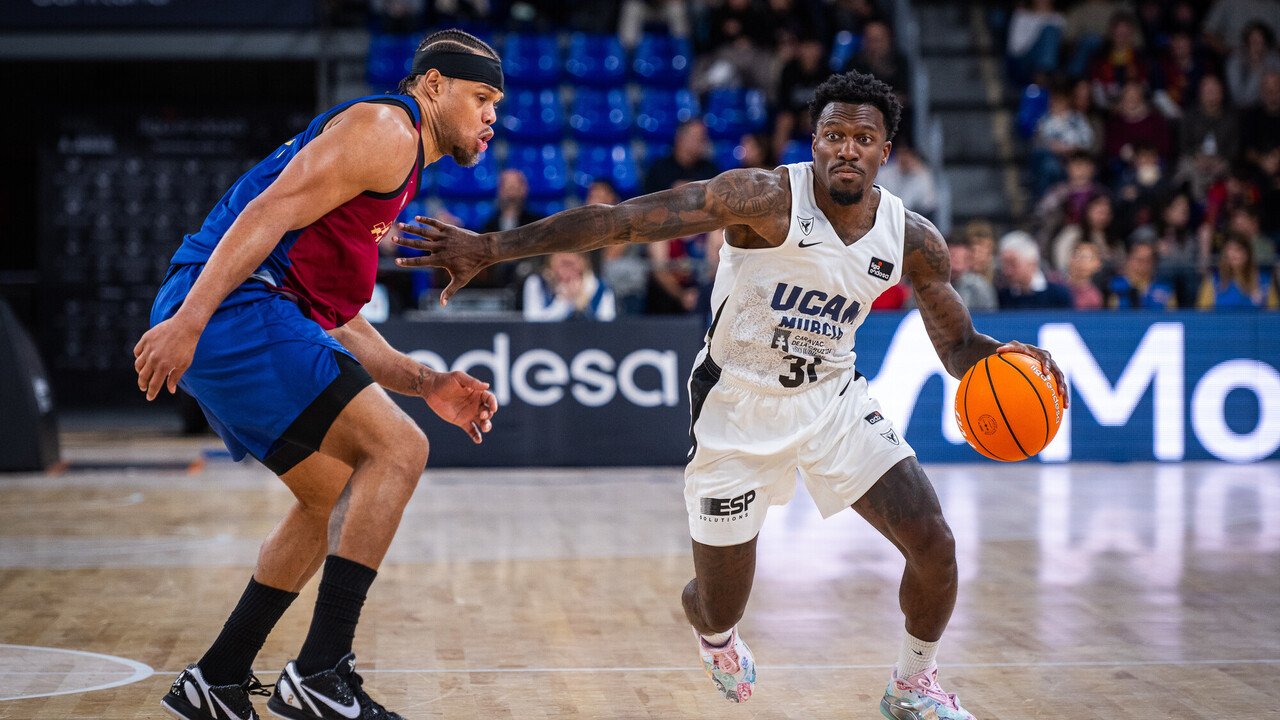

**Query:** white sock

left=896, top=633, right=939, bottom=678
left=700, top=628, right=733, bottom=647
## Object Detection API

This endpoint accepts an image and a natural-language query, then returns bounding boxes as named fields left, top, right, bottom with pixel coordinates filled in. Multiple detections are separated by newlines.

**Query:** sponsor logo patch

left=868, top=257, right=894, bottom=281
left=700, top=490, right=757, bottom=521
left=865, top=410, right=884, bottom=425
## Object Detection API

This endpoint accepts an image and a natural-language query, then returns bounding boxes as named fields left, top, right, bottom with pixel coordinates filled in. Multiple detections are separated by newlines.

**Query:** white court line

left=147, top=657, right=1280, bottom=676
left=0, top=644, right=154, bottom=702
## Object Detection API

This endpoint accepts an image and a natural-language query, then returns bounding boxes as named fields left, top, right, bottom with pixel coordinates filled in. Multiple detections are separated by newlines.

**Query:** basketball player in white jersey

left=397, top=71, right=1067, bottom=719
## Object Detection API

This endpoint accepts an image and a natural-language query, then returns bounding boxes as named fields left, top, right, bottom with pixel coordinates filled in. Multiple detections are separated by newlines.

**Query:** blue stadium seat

left=712, top=140, right=741, bottom=171
left=502, top=32, right=561, bottom=88
left=507, top=143, right=568, bottom=200
left=631, top=33, right=692, bottom=87
left=779, top=139, right=812, bottom=164
left=635, top=88, right=700, bottom=142
left=444, top=199, right=496, bottom=231
left=829, top=31, right=861, bottom=72
left=703, top=88, right=768, bottom=141
left=565, top=33, right=628, bottom=87
left=573, top=143, right=641, bottom=198
left=568, top=88, right=633, bottom=142
left=499, top=88, right=564, bottom=143
left=432, top=151, right=498, bottom=200
left=367, top=33, right=418, bottom=90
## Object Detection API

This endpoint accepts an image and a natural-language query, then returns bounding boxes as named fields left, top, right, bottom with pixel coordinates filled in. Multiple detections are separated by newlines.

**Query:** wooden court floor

left=1, top=432, right=1278, bottom=718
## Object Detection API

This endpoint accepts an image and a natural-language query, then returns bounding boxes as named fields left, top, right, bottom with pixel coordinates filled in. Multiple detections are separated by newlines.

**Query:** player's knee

left=900, top=514, right=956, bottom=568
left=382, top=422, right=429, bottom=483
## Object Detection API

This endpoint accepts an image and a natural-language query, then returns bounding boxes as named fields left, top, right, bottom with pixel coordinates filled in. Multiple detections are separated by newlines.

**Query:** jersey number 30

left=779, top=354, right=822, bottom=388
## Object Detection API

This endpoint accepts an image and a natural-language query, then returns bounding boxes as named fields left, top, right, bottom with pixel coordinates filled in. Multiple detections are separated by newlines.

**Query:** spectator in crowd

left=1203, top=0, right=1280, bottom=54
left=827, top=0, right=882, bottom=37
left=1150, top=30, right=1220, bottom=114
left=1132, top=190, right=1208, bottom=307
left=1064, top=1, right=1131, bottom=77
left=1114, top=144, right=1171, bottom=230
left=1007, top=0, right=1066, bottom=85
left=1031, top=82, right=1097, bottom=195
left=1228, top=204, right=1276, bottom=268
left=619, top=0, right=691, bottom=48
left=1089, top=12, right=1148, bottom=108
left=845, top=20, right=909, bottom=98
left=997, top=230, right=1073, bottom=308
left=736, top=132, right=775, bottom=169
left=1241, top=70, right=1280, bottom=161
left=773, top=34, right=829, bottom=154
left=1197, top=233, right=1279, bottom=308
left=1226, top=21, right=1280, bottom=107
left=1035, top=150, right=1107, bottom=239
left=646, top=181, right=723, bottom=315
left=877, top=144, right=938, bottom=216
left=1103, top=81, right=1174, bottom=168
left=963, top=219, right=999, bottom=284
left=371, top=0, right=425, bottom=33
left=1070, top=77, right=1106, bottom=150
left=644, top=118, right=719, bottom=194
left=1052, top=192, right=1122, bottom=271
left=523, top=252, right=618, bottom=321
left=592, top=180, right=651, bottom=316
left=1178, top=74, right=1240, bottom=166
left=948, top=237, right=998, bottom=310
left=483, top=168, right=540, bottom=234
left=1107, top=241, right=1176, bottom=308
left=1203, top=161, right=1262, bottom=235
left=1065, top=241, right=1106, bottom=308
left=694, top=0, right=775, bottom=91
left=1255, top=142, right=1280, bottom=241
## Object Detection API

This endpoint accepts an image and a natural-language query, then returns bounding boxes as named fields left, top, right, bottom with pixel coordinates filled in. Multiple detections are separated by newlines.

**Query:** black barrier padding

left=0, top=299, right=60, bottom=471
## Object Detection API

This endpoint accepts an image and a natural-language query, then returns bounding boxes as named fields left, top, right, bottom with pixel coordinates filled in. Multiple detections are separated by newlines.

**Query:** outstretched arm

left=904, top=211, right=1068, bottom=405
left=395, top=168, right=788, bottom=303
left=330, top=316, right=497, bottom=444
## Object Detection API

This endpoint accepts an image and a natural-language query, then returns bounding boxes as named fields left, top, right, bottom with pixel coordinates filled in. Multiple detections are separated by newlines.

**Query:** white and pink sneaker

left=880, top=664, right=976, bottom=720
left=694, top=627, right=757, bottom=703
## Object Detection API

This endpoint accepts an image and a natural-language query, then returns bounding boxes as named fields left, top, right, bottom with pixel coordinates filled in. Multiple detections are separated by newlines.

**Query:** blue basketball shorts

left=150, top=264, right=373, bottom=474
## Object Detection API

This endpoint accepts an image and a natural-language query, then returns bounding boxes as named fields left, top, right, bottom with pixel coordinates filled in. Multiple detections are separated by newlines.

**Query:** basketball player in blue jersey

left=399, top=71, right=1068, bottom=719
left=134, top=30, right=502, bottom=720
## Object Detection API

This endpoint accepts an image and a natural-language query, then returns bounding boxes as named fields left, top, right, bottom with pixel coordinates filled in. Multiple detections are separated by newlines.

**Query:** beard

left=450, top=143, right=481, bottom=167
left=829, top=187, right=865, bottom=205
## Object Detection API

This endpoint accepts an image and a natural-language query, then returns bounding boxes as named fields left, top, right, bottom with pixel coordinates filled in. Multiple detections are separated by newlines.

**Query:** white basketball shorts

left=684, top=354, right=917, bottom=546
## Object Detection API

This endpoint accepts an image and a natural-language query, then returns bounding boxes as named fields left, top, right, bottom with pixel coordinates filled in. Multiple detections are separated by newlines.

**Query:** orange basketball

left=955, top=352, right=1063, bottom=461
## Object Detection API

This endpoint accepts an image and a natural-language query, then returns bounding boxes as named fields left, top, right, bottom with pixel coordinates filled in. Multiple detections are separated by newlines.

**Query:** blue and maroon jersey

left=170, top=94, right=423, bottom=329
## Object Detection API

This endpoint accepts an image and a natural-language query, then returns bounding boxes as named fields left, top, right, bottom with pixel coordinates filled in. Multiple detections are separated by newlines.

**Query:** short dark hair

left=808, top=70, right=903, bottom=141
left=398, top=29, right=501, bottom=94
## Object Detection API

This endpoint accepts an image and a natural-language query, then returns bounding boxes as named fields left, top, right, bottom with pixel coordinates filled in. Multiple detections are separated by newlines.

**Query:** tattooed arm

left=395, top=167, right=791, bottom=303
left=904, top=211, right=1067, bottom=401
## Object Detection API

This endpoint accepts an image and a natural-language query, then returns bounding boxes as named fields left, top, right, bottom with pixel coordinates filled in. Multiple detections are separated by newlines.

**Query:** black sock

left=295, top=555, right=377, bottom=676
left=197, top=577, right=298, bottom=686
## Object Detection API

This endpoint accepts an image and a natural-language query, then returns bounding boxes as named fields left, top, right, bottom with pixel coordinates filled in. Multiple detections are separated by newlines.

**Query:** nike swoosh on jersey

left=798, top=238, right=822, bottom=248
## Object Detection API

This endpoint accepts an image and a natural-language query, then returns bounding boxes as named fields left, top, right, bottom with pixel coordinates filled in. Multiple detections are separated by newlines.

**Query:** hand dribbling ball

left=955, top=352, right=1063, bottom=461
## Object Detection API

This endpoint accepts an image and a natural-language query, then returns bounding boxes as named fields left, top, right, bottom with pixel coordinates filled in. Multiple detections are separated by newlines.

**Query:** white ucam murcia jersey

left=702, top=161, right=906, bottom=393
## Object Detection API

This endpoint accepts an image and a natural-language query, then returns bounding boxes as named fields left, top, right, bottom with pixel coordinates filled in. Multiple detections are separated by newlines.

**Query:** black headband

left=411, top=50, right=504, bottom=93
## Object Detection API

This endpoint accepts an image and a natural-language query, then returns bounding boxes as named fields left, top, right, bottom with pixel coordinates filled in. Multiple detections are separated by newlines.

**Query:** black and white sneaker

left=267, top=653, right=403, bottom=720
left=161, top=664, right=272, bottom=720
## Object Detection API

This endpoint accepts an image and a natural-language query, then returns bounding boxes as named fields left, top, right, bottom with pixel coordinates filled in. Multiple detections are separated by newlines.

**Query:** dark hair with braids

left=397, top=29, right=501, bottom=94
left=808, top=70, right=902, bottom=141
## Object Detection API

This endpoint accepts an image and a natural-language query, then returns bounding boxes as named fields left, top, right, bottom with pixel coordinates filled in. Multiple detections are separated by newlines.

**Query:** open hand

left=133, top=316, right=202, bottom=401
left=395, top=216, right=495, bottom=306
left=420, top=369, right=498, bottom=444
left=997, top=341, right=1069, bottom=409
